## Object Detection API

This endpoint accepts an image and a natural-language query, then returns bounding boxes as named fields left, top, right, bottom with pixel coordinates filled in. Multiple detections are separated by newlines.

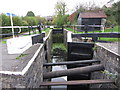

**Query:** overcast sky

left=0, top=0, right=118, bottom=16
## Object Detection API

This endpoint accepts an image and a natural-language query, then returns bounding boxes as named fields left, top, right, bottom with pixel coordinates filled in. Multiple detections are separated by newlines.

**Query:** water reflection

left=51, top=56, right=67, bottom=90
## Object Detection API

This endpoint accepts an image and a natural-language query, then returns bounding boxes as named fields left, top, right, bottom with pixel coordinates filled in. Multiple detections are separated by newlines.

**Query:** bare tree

left=54, top=0, right=67, bottom=16
left=85, top=1, right=100, bottom=11
left=73, top=3, right=86, bottom=12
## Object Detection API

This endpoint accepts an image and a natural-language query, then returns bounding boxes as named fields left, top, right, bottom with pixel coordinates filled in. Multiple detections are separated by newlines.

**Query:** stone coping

left=96, top=42, right=120, bottom=57
left=0, top=29, right=52, bottom=75
left=0, top=43, right=44, bottom=75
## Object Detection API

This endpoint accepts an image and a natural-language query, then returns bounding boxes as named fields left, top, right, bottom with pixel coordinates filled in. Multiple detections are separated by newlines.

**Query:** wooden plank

left=43, top=64, right=104, bottom=79
left=43, top=59, right=100, bottom=66
left=40, top=79, right=114, bottom=86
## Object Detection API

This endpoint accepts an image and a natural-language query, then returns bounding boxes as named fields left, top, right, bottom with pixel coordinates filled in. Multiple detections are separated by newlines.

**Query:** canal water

left=51, top=56, right=67, bottom=90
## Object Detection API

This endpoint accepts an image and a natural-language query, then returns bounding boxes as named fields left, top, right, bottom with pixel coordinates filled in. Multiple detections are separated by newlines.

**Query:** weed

left=16, top=53, right=28, bottom=60
left=101, top=70, right=118, bottom=81
left=92, top=46, right=98, bottom=51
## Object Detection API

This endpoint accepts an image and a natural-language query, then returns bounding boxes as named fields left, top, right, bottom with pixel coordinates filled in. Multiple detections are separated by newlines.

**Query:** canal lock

left=47, top=27, right=94, bottom=90
left=51, top=27, right=67, bottom=89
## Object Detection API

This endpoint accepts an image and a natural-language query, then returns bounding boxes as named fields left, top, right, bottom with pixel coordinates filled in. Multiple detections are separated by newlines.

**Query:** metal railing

left=0, top=25, right=44, bottom=37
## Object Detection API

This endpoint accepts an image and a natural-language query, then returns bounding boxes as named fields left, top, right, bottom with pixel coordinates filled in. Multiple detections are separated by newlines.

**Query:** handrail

left=0, top=26, right=29, bottom=28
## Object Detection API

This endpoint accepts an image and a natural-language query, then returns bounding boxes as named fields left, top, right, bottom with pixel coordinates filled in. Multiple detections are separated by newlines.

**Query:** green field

left=65, top=26, right=120, bottom=42
left=66, top=26, right=120, bottom=33
left=99, top=38, right=120, bottom=41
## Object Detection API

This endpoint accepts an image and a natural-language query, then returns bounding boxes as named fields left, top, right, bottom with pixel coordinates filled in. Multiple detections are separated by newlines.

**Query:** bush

left=52, top=43, right=67, bottom=60
left=52, top=33, right=64, bottom=43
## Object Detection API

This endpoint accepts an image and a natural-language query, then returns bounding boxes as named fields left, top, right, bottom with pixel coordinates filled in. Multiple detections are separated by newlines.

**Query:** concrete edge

left=0, top=29, right=52, bottom=75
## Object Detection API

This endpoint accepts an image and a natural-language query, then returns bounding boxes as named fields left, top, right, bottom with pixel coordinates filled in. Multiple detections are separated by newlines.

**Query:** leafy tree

left=1, top=14, right=11, bottom=34
left=54, top=1, right=68, bottom=26
left=22, top=20, right=29, bottom=26
left=35, top=16, right=46, bottom=24
left=26, top=11, right=35, bottom=16
left=62, top=15, right=69, bottom=25
left=13, top=16, right=23, bottom=26
left=23, top=16, right=37, bottom=26
left=112, top=1, right=120, bottom=25
left=1, top=14, right=10, bottom=26
left=103, top=1, right=120, bottom=26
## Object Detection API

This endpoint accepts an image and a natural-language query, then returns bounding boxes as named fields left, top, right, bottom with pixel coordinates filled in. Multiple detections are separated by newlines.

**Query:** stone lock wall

left=1, top=44, right=45, bottom=88
left=44, top=30, right=52, bottom=63
left=1, top=31, right=52, bottom=88
left=90, top=43, right=120, bottom=89
left=43, top=30, right=52, bottom=75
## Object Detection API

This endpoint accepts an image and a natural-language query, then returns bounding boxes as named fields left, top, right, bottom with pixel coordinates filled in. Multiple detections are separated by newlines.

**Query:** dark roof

left=80, top=11, right=107, bottom=18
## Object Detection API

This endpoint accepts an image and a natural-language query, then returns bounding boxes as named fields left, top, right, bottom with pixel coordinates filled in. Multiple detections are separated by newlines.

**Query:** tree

left=35, top=16, right=46, bottom=24
left=54, top=1, right=68, bottom=26
left=1, top=14, right=10, bottom=26
left=23, top=16, right=37, bottom=26
left=13, top=16, right=23, bottom=26
left=22, top=20, right=29, bottom=26
left=1, top=14, right=11, bottom=34
left=85, top=1, right=100, bottom=11
left=102, top=1, right=120, bottom=26
left=26, top=11, right=35, bottom=16
left=55, top=1, right=67, bottom=16
left=112, top=1, right=120, bottom=25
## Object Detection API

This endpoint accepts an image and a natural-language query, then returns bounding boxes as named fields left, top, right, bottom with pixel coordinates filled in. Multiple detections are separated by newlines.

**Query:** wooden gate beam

left=40, top=79, right=114, bottom=86
left=43, top=64, right=104, bottom=79
left=43, top=59, right=100, bottom=66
